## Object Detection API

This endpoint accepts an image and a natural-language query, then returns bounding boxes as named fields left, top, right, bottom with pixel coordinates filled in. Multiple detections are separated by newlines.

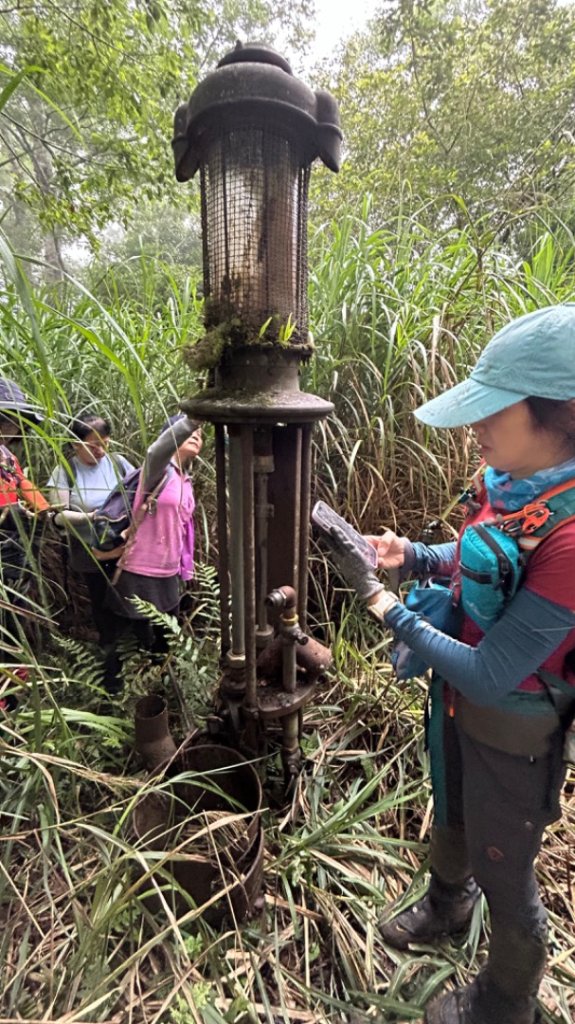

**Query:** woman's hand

left=364, top=531, right=408, bottom=570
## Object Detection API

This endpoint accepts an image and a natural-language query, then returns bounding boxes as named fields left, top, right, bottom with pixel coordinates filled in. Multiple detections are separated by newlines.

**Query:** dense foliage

left=0, top=0, right=312, bottom=268
left=316, top=0, right=575, bottom=237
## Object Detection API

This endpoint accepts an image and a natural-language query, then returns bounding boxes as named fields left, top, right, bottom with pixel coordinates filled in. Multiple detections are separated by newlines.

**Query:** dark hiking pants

left=427, top=680, right=566, bottom=1003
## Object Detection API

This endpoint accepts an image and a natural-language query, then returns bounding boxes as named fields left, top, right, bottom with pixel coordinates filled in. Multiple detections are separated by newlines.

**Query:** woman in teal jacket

left=328, top=305, right=575, bottom=1024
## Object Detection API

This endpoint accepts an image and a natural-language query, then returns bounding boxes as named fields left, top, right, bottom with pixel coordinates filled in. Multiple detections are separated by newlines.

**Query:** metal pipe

left=272, top=586, right=298, bottom=695
left=292, top=426, right=303, bottom=596
left=255, top=467, right=269, bottom=630
left=254, top=429, right=274, bottom=644
left=282, top=624, right=298, bottom=694
left=241, top=425, right=257, bottom=712
left=215, top=424, right=231, bottom=655
left=265, top=586, right=300, bottom=697
left=298, top=423, right=313, bottom=628
left=282, top=712, right=300, bottom=762
left=265, top=585, right=310, bottom=783
left=227, top=427, right=245, bottom=659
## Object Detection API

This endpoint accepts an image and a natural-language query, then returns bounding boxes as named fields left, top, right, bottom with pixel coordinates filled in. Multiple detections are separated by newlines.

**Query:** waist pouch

left=456, top=692, right=561, bottom=757
left=392, top=578, right=461, bottom=680
left=456, top=684, right=575, bottom=757
left=459, top=523, right=524, bottom=632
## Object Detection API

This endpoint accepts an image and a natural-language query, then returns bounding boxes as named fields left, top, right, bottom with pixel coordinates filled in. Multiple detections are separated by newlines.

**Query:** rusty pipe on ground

left=134, top=695, right=177, bottom=772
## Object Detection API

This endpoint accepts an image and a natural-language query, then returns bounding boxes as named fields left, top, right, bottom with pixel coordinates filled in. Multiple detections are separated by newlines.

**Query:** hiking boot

left=423, top=977, right=542, bottom=1024
left=379, top=874, right=480, bottom=950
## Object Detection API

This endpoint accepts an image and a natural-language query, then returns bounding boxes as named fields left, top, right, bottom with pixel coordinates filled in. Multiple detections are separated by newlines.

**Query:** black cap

left=0, top=377, right=43, bottom=424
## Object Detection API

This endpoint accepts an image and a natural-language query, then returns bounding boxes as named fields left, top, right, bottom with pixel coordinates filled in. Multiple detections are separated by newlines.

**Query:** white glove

left=367, top=589, right=400, bottom=622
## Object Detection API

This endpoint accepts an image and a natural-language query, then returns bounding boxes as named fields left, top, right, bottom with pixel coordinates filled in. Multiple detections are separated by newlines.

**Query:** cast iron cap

left=173, top=40, right=342, bottom=181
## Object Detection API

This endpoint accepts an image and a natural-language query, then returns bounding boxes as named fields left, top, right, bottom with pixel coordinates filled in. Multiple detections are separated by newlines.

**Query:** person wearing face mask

left=0, top=377, right=49, bottom=710
left=326, top=305, right=575, bottom=1024
left=101, top=413, right=203, bottom=693
left=47, top=411, right=135, bottom=642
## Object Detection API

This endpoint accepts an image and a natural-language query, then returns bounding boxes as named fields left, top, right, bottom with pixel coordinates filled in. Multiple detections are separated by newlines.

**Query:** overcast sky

left=307, top=0, right=381, bottom=63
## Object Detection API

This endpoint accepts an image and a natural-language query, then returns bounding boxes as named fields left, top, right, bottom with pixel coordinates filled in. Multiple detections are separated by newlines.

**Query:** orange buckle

left=500, top=501, right=551, bottom=536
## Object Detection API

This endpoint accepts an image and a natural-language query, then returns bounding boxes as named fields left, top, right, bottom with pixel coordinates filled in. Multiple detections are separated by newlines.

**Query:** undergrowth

left=1, top=582, right=574, bottom=1022
left=0, top=208, right=574, bottom=1021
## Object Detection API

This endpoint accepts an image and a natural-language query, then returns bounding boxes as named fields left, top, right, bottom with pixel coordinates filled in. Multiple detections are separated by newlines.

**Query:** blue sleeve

left=142, top=416, right=196, bottom=490
left=384, top=586, right=575, bottom=706
left=402, top=540, right=457, bottom=579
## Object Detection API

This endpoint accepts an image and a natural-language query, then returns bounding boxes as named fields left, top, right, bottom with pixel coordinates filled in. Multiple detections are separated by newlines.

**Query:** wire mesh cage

left=200, top=124, right=310, bottom=344
left=173, top=41, right=341, bottom=357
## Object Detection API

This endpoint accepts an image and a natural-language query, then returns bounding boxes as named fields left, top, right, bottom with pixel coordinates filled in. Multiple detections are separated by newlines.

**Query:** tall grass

left=0, top=210, right=574, bottom=1022
left=0, top=250, right=204, bottom=447
left=306, top=198, right=575, bottom=536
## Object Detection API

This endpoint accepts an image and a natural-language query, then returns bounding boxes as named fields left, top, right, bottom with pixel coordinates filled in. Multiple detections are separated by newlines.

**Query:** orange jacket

left=0, top=445, right=49, bottom=512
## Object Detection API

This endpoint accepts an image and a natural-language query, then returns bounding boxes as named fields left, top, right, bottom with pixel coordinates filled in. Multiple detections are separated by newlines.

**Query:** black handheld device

left=311, top=500, right=378, bottom=568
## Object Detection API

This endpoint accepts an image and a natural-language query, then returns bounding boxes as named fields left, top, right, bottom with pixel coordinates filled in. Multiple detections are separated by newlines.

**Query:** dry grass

left=1, top=646, right=573, bottom=1024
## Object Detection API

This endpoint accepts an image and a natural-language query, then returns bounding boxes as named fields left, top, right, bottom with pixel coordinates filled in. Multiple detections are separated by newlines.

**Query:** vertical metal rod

left=282, top=631, right=297, bottom=694
left=254, top=429, right=274, bottom=642
left=228, top=427, right=245, bottom=658
left=298, top=423, right=313, bottom=628
left=215, top=424, right=231, bottom=655
left=282, top=713, right=299, bottom=758
left=255, top=468, right=270, bottom=632
left=241, top=425, right=257, bottom=711
left=282, top=607, right=300, bottom=778
left=292, top=425, right=303, bottom=597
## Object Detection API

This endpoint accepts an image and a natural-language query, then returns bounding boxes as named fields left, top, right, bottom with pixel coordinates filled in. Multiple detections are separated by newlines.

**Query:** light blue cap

left=415, top=304, right=575, bottom=427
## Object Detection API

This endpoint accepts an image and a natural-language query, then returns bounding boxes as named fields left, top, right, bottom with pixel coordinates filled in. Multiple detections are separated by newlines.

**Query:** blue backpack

left=460, top=476, right=575, bottom=632
left=91, top=468, right=168, bottom=556
left=393, top=474, right=575, bottom=678
left=91, top=467, right=142, bottom=553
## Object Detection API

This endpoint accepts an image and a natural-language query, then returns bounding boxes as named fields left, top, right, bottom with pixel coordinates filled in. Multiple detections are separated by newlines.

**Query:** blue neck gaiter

left=484, top=457, right=575, bottom=512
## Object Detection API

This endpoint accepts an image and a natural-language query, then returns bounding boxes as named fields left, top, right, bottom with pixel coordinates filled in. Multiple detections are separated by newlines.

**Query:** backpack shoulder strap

left=540, top=479, right=575, bottom=528
left=110, top=470, right=169, bottom=585
left=518, top=479, right=575, bottom=552
left=109, top=451, right=126, bottom=475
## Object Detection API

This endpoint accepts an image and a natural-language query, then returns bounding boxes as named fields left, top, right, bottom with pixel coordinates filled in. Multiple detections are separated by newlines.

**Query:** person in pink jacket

left=103, top=413, right=203, bottom=693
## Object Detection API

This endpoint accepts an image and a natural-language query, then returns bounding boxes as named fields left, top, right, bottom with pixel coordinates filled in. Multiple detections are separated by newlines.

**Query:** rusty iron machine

left=172, top=42, right=341, bottom=785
